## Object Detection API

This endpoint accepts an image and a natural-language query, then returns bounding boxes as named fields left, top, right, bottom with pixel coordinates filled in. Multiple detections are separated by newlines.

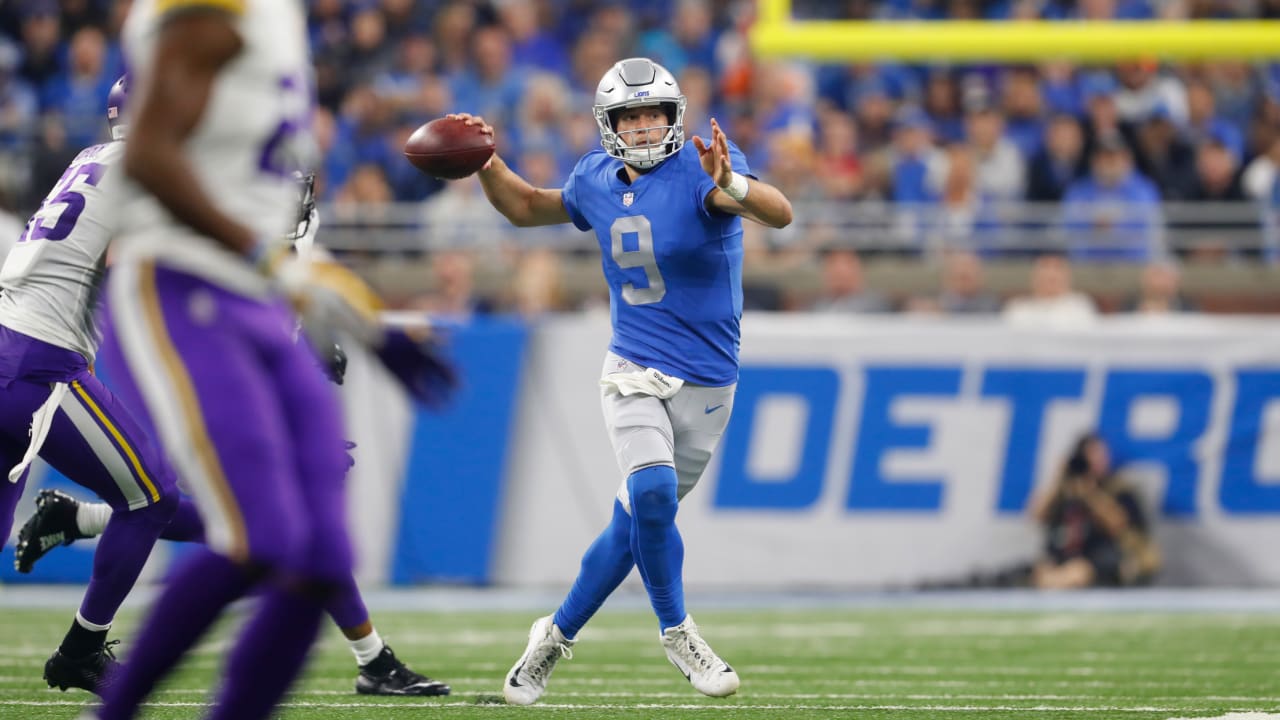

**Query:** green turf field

left=1, top=606, right=1276, bottom=719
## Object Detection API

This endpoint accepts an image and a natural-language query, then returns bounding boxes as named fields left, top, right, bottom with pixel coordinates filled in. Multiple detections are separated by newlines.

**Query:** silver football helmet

left=593, top=57, right=687, bottom=170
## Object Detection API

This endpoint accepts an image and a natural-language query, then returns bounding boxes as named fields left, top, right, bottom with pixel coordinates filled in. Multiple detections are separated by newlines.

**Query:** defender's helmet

left=107, top=76, right=128, bottom=141
left=593, top=58, right=686, bottom=170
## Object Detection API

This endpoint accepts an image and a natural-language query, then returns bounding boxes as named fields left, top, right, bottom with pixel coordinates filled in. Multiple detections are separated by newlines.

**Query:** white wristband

left=720, top=172, right=749, bottom=202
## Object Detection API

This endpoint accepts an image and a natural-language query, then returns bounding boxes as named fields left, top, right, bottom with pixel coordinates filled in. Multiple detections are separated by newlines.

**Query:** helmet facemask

left=287, top=170, right=317, bottom=245
left=595, top=99, right=687, bottom=170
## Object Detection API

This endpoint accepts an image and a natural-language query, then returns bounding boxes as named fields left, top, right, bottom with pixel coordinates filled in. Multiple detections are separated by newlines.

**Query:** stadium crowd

left=0, top=0, right=1278, bottom=311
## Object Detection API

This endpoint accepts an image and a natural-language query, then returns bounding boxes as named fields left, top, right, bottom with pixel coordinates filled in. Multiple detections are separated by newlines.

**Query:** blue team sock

left=626, top=465, right=686, bottom=631
left=553, top=499, right=634, bottom=639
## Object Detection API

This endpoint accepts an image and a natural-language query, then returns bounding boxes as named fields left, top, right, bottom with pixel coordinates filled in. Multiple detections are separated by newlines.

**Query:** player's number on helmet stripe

left=610, top=215, right=665, bottom=305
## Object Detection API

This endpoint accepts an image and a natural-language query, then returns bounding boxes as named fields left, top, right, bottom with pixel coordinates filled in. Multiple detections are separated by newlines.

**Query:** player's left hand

left=692, top=117, right=733, bottom=189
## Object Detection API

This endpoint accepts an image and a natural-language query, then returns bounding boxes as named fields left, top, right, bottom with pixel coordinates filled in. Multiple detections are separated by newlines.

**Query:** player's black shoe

left=16, top=489, right=87, bottom=574
left=356, top=645, right=451, bottom=696
left=43, top=639, right=119, bottom=694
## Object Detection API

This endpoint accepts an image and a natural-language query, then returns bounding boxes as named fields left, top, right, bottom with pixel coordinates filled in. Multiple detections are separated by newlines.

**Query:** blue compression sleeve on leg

left=553, top=499, right=635, bottom=639
left=627, top=464, right=685, bottom=631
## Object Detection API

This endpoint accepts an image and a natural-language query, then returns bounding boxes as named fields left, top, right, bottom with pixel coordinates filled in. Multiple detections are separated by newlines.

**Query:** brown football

left=403, top=116, right=496, bottom=180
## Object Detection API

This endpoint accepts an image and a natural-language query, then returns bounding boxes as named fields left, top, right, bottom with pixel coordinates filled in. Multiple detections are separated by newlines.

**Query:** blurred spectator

left=951, top=97, right=1025, bottom=201
left=513, top=72, right=574, bottom=176
left=1188, top=135, right=1246, bottom=202
left=852, top=75, right=895, bottom=152
left=1114, top=60, right=1189, bottom=127
left=810, top=249, right=892, bottom=313
left=338, top=85, right=397, bottom=170
left=25, top=113, right=77, bottom=211
left=407, top=249, right=492, bottom=320
left=372, top=34, right=437, bottom=118
left=450, top=25, right=528, bottom=133
left=923, top=70, right=964, bottom=144
left=17, top=1, right=60, bottom=90
left=510, top=247, right=568, bottom=317
left=433, top=1, right=479, bottom=75
left=1002, top=253, right=1099, bottom=328
left=889, top=106, right=942, bottom=204
left=344, top=5, right=396, bottom=86
left=1039, top=60, right=1083, bottom=117
left=1122, top=261, right=1198, bottom=313
left=313, top=106, right=356, bottom=201
left=907, top=249, right=1001, bottom=314
left=678, top=64, right=726, bottom=143
left=766, top=131, right=821, bottom=202
left=42, top=26, right=114, bottom=149
left=1061, top=134, right=1162, bottom=261
left=335, top=163, right=394, bottom=206
left=753, top=61, right=818, bottom=154
left=1202, top=61, right=1259, bottom=140
left=419, top=175, right=509, bottom=248
left=637, top=0, right=718, bottom=78
left=927, top=143, right=987, bottom=251
left=1000, top=66, right=1047, bottom=159
left=1027, top=113, right=1087, bottom=202
left=1244, top=136, right=1280, bottom=208
left=1131, top=103, right=1197, bottom=200
left=0, top=39, right=36, bottom=153
left=379, top=0, right=435, bottom=41
left=1079, top=71, right=1129, bottom=157
left=937, top=249, right=1001, bottom=313
left=1028, top=433, right=1161, bottom=589
left=1186, top=79, right=1244, bottom=164
left=497, top=0, right=569, bottom=76
left=814, top=108, right=863, bottom=201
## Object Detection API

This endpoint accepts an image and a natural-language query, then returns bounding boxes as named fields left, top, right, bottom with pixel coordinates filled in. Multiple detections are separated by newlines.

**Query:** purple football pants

left=93, top=261, right=352, bottom=720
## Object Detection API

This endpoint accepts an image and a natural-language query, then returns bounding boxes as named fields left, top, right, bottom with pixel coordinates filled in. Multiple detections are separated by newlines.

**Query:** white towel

left=9, top=382, right=67, bottom=483
left=600, top=366, right=684, bottom=400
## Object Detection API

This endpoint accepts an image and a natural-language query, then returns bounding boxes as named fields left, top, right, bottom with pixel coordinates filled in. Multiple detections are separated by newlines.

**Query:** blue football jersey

left=561, top=141, right=752, bottom=386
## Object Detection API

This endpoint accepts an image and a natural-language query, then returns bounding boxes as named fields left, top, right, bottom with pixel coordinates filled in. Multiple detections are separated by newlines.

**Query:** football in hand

left=403, top=116, right=495, bottom=179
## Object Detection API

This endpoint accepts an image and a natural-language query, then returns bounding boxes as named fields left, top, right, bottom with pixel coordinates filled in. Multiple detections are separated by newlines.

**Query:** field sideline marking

left=0, top=699, right=1271, bottom=713
left=1166, top=715, right=1280, bottom=720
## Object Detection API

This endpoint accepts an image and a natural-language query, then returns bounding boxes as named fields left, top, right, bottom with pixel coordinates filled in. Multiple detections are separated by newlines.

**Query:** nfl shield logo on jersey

left=621, top=191, right=634, bottom=207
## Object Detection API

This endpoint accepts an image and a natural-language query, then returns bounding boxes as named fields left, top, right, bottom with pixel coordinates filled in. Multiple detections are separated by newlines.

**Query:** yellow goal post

left=750, top=0, right=1280, bottom=63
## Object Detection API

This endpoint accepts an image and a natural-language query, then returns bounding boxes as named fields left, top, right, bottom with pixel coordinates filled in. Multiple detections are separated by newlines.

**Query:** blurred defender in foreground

left=85, top=1, right=369, bottom=718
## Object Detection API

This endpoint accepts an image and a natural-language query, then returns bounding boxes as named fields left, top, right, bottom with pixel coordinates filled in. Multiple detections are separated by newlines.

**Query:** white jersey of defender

left=0, top=141, right=126, bottom=360
left=115, top=0, right=315, bottom=296
left=600, top=352, right=736, bottom=512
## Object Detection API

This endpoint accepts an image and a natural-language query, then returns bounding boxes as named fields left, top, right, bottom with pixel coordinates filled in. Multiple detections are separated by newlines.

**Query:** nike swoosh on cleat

left=508, top=664, right=525, bottom=687
left=704, top=404, right=724, bottom=414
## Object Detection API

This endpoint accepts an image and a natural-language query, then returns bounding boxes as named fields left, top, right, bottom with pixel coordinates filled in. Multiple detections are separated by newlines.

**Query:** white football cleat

left=661, top=615, right=739, bottom=697
left=503, top=615, right=574, bottom=705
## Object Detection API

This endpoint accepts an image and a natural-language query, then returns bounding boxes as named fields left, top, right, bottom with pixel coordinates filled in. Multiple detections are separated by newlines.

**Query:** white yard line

left=0, top=699, right=1271, bottom=713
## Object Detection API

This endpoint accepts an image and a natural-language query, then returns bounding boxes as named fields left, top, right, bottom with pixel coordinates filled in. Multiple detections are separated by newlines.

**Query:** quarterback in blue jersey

left=456, top=56, right=791, bottom=705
